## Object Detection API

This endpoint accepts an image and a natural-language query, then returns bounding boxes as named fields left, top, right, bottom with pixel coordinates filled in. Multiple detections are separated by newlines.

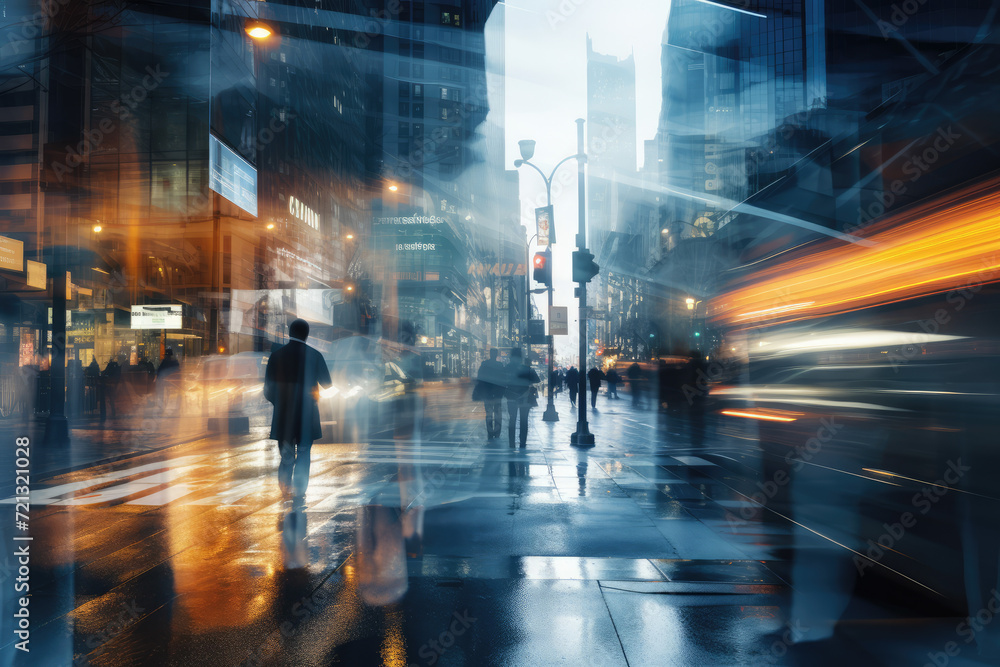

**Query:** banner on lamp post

left=535, top=205, right=554, bottom=246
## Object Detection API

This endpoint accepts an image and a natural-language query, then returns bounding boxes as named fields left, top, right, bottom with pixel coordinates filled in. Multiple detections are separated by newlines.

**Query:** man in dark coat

left=476, top=349, right=505, bottom=438
left=504, top=348, right=539, bottom=448
left=565, top=366, right=580, bottom=407
left=587, top=367, right=605, bottom=409
left=264, top=319, right=332, bottom=501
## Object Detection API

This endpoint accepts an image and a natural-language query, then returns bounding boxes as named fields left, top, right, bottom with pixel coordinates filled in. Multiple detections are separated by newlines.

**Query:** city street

left=1, top=387, right=989, bottom=666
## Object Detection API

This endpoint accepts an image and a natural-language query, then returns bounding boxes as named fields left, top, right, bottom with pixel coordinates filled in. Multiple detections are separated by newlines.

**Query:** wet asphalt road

left=0, top=386, right=991, bottom=666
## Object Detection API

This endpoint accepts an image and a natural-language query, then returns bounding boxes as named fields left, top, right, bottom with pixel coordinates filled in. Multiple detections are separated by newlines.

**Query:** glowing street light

left=686, top=297, right=696, bottom=310
left=388, top=184, right=399, bottom=192
left=266, top=223, right=275, bottom=230
left=346, top=234, right=354, bottom=240
left=93, top=225, right=102, bottom=233
left=245, top=22, right=272, bottom=39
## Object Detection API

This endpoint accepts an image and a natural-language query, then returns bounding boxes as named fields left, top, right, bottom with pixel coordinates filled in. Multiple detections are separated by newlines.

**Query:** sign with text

left=0, top=235, right=24, bottom=272
left=549, top=306, right=568, bottom=335
left=131, top=305, right=183, bottom=330
left=535, top=205, right=554, bottom=246
left=209, top=133, right=257, bottom=217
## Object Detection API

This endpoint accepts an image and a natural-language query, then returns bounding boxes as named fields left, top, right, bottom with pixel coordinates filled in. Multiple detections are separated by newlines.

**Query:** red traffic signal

left=532, top=250, right=552, bottom=286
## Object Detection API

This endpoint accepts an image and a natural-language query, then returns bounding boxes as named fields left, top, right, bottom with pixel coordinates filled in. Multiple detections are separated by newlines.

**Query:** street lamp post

left=514, top=135, right=584, bottom=424
left=570, top=119, right=594, bottom=447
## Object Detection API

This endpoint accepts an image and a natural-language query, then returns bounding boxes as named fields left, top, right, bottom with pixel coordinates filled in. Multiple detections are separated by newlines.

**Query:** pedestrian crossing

left=3, top=439, right=486, bottom=508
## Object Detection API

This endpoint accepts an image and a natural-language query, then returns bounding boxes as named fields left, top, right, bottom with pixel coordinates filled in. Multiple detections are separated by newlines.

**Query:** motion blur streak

left=719, top=410, right=797, bottom=422
left=710, top=178, right=1000, bottom=327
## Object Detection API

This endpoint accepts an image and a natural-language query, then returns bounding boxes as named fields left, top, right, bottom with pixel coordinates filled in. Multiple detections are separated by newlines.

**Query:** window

left=441, top=12, right=451, bottom=24
left=413, top=84, right=422, bottom=97
left=399, top=122, right=410, bottom=137
left=399, top=61, right=410, bottom=76
left=399, top=101, right=410, bottom=116
left=413, top=104, right=423, bottom=117
left=413, top=63, right=424, bottom=78
left=399, top=82, right=410, bottom=98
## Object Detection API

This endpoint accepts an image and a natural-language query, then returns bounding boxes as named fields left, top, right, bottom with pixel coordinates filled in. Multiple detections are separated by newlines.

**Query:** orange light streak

left=720, top=410, right=798, bottom=422
left=711, top=180, right=1000, bottom=327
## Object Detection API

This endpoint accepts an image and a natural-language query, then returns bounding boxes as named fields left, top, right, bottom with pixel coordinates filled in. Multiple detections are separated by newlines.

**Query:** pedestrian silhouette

left=565, top=366, right=580, bottom=407
left=264, top=319, right=332, bottom=502
left=606, top=368, right=621, bottom=399
left=102, top=357, right=122, bottom=420
left=587, top=367, right=605, bottom=409
left=475, top=349, right=505, bottom=439
left=627, top=362, right=643, bottom=407
left=504, top=348, right=539, bottom=448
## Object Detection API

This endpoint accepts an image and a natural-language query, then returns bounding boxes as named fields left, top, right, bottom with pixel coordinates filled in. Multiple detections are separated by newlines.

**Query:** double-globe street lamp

left=514, top=138, right=582, bottom=423
left=514, top=119, right=595, bottom=446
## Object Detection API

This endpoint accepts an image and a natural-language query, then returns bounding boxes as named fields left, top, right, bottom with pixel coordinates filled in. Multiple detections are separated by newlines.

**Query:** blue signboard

left=209, top=134, right=257, bottom=216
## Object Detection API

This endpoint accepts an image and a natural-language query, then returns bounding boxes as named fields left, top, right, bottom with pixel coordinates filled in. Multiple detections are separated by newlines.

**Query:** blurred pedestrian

left=101, top=356, right=122, bottom=420
left=504, top=348, right=539, bottom=448
left=263, top=319, right=332, bottom=503
left=587, top=367, right=605, bottom=409
left=155, top=348, right=180, bottom=413
left=627, top=362, right=643, bottom=407
left=565, top=366, right=579, bottom=407
left=85, top=358, right=100, bottom=413
left=475, top=349, right=505, bottom=439
left=606, top=368, right=621, bottom=399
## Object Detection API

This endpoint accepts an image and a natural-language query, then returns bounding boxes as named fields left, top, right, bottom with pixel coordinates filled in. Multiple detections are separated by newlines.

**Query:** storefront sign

left=395, top=242, right=436, bottom=251
left=26, top=260, right=45, bottom=289
left=208, top=133, right=257, bottom=216
left=0, top=235, right=23, bottom=272
left=131, top=305, right=183, bottom=330
left=288, top=196, right=320, bottom=230
left=375, top=216, right=446, bottom=225
left=467, top=262, right=526, bottom=276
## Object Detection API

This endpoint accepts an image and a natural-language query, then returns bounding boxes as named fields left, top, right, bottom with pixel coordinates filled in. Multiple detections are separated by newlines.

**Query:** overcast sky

left=502, top=0, right=671, bottom=360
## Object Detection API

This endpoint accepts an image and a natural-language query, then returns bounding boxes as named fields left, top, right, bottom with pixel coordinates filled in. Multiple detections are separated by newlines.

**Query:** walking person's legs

left=278, top=441, right=296, bottom=497
left=518, top=406, right=528, bottom=447
left=591, top=387, right=597, bottom=409
left=507, top=402, right=518, bottom=447
left=291, top=441, right=313, bottom=498
left=490, top=398, right=502, bottom=437
left=569, top=386, right=577, bottom=407
left=482, top=400, right=494, bottom=437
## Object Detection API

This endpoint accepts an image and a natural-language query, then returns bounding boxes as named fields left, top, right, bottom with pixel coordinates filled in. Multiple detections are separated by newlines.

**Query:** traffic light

left=572, top=250, right=599, bottom=283
left=532, top=249, right=552, bottom=286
